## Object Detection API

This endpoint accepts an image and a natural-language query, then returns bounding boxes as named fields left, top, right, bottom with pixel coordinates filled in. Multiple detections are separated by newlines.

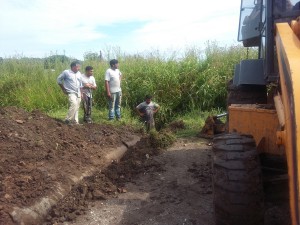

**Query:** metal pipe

left=216, top=113, right=228, bottom=118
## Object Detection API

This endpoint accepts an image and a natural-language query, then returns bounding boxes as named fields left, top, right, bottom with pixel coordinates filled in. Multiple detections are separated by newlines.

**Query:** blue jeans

left=108, top=91, right=122, bottom=119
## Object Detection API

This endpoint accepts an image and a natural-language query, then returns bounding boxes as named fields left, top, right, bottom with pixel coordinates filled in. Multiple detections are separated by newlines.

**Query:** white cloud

left=0, top=0, right=241, bottom=59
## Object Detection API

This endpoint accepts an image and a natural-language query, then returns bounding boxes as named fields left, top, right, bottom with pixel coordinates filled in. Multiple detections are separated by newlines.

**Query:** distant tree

left=44, top=55, right=70, bottom=69
left=0, top=57, right=3, bottom=63
left=83, top=51, right=99, bottom=61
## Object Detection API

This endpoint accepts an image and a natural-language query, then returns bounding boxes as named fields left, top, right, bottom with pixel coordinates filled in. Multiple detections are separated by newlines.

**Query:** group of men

left=57, top=59, right=160, bottom=131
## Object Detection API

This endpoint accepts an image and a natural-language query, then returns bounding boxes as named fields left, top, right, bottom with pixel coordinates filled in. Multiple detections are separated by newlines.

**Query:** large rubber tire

left=212, top=133, right=264, bottom=225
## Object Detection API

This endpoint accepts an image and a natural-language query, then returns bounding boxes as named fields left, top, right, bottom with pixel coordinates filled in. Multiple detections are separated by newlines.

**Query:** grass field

left=0, top=43, right=257, bottom=135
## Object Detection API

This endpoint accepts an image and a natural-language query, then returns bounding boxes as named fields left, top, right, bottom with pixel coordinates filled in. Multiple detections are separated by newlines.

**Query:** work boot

left=65, top=119, right=71, bottom=125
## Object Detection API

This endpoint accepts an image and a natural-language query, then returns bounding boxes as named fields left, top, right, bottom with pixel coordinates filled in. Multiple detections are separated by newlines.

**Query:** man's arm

left=57, top=72, right=67, bottom=94
left=136, top=107, right=144, bottom=117
left=153, top=104, right=160, bottom=113
left=58, top=84, right=67, bottom=94
left=90, top=84, right=97, bottom=90
left=105, top=80, right=111, bottom=98
left=90, top=78, right=97, bottom=90
left=84, top=77, right=97, bottom=90
left=118, top=70, right=122, bottom=79
left=80, top=87, right=84, bottom=98
left=83, top=83, right=97, bottom=89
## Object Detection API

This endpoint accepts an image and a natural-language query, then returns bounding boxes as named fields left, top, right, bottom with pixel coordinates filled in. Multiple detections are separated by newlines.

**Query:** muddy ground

left=0, top=107, right=291, bottom=225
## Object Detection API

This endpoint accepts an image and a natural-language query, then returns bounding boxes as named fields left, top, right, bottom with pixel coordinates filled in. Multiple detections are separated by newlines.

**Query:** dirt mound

left=0, top=106, right=138, bottom=225
left=199, top=116, right=225, bottom=138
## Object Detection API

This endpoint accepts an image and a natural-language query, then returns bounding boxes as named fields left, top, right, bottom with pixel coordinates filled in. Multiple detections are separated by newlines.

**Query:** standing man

left=57, top=61, right=82, bottom=125
left=81, top=66, right=97, bottom=123
left=105, top=59, right=122, bottom=120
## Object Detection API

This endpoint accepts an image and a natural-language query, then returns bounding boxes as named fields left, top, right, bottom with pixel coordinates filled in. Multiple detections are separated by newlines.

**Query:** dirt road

left=63, top=137, right=214, bottom=225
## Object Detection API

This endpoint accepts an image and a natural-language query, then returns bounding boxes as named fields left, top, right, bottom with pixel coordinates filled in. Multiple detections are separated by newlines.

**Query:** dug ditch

left=55, top=137, right=215, bottom=225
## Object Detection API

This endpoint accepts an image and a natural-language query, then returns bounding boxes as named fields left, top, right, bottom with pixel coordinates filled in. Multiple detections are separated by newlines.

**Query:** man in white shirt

left=81, top=66, right=97, bottom=123
left=105, top=59, right=122, bottom=120
left=57, top=61, right=82, bottom=124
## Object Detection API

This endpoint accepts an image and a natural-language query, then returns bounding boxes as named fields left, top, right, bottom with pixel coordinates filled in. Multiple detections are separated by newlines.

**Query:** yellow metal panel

left=229, top=104, right=282, bottom=155
left=276, top=23, right=300, bottom=225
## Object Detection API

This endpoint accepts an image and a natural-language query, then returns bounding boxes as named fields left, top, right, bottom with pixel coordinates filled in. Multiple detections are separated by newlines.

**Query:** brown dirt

left=60, top=137, right=290, bottom=225
left=61, top=137, right=215, bottom=225
left=45, top=135, right=165, bottom=224
left=0, top=106, right=291, bottom=225
left=0, top=106, right=138, bottom=225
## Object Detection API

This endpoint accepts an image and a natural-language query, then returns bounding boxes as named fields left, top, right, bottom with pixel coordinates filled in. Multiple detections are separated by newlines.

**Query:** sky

left=0, top=0, right=241, bottom=60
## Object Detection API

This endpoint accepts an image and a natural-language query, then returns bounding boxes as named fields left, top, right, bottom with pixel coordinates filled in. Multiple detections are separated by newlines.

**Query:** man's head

left=145, top=95, right=152, bottom=104
left=70, top=61, right=81, bottom=73
left=109, top=59, right=119, bottom=69
left=85, top=66, right=94, bottom=77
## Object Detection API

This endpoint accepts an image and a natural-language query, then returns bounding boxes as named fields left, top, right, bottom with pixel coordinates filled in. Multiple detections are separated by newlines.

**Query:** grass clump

left=149, top=129, right=176, bottom=150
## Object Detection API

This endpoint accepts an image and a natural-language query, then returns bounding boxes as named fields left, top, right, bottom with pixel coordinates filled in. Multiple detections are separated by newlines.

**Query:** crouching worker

left=136, top=95, right=160, bottom=131
left=81, top=66, right=97, bottom=123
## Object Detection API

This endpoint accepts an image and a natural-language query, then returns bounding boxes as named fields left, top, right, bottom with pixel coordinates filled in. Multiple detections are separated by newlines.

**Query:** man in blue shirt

left=57, top=61, right=82, bottom=124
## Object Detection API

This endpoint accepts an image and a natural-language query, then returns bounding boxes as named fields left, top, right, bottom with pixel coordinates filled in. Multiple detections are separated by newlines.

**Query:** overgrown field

left=0, top=43, right=257, bottom=126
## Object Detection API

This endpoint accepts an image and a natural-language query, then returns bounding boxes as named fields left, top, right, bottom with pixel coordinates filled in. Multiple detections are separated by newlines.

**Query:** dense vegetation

left=0, top=43, right=257, bottom=125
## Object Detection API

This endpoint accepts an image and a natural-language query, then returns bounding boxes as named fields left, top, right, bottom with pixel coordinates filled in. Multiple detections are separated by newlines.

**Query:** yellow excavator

left=212, top=0, right=300, bottom=224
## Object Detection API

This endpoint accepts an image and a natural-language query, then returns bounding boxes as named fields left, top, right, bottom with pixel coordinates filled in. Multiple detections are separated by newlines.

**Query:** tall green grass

left=0, top=43, right=257, bottom=125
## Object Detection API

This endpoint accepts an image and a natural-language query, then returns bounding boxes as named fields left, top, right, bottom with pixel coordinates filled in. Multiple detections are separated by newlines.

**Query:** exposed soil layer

left=0, top=106, right=138, bottom=225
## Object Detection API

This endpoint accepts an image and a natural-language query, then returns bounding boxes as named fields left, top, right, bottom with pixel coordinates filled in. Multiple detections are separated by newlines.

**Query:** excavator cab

left=238, top=0, right=264, bottom=47
left=212, top=1, right=300, bottom=225
left=238, top=0, right=297, bottom=47
left=235, top=0, right=300, bottom=85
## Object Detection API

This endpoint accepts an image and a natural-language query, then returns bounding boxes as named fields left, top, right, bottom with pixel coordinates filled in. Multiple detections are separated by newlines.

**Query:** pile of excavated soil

left=0, top=106, right=138, bottom=225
